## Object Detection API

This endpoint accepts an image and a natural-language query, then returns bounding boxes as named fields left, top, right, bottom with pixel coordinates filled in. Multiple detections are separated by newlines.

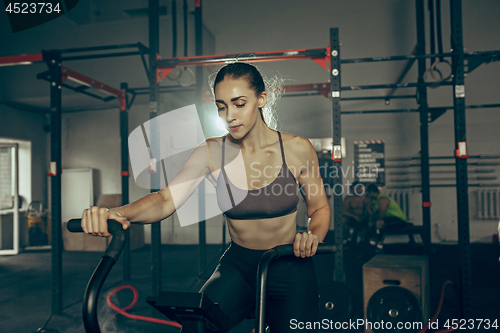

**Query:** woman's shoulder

left=202, top=136, right=227, bottom=169
left=279, top=131, right=315, bottom=155
left=203, top=136, right=225, bottom=148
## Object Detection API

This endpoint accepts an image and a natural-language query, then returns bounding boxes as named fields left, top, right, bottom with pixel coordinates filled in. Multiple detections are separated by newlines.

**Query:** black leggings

left=193, top=241, right=319, bottom=333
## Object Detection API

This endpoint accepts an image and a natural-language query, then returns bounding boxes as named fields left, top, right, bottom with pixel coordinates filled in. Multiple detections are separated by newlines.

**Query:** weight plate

left=366, top=286, right=422, bottom=332
left=318, top=282, right=355, bottom=331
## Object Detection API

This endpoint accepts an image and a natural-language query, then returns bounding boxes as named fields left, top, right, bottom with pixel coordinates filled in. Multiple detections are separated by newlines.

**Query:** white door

left=0, top=143, right=19, bottom=255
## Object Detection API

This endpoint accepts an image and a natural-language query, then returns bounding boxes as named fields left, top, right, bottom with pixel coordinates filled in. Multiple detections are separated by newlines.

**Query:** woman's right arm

left=81, top=140, right=214, bottom=237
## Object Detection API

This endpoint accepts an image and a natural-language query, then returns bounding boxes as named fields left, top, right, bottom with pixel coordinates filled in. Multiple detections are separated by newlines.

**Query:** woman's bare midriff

left=226, top=211, right=298, bottom=250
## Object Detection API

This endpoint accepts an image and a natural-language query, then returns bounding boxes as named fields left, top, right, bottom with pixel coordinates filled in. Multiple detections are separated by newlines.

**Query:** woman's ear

left=258, top=91, right=267, bottom=108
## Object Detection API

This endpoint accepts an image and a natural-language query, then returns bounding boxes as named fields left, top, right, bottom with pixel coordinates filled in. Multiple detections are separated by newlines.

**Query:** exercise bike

left=67, top=219, right=337, bottom=333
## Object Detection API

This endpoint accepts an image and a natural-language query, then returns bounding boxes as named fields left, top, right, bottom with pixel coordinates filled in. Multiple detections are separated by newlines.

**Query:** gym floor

left=1, top=240, right=499, bottom=333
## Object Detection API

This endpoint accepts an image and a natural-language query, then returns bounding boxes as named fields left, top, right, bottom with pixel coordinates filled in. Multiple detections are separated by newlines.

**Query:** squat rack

left=145, top=0, right=500, bottom=321
left=151, top=0, right=498, bottom=321
left=1, top=0, right=499, bottom=322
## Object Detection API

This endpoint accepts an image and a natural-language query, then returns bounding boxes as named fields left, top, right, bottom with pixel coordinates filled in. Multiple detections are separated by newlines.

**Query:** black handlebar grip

left=273, top=243, right=337, bottom=258
left=315, top=243, right=338, bottom=254
left=67, top=219, right=84, bottom=233
left=67, top=218, right=124, bottom=236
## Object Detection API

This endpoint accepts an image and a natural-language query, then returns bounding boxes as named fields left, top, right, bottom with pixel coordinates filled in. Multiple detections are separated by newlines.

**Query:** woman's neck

left=230, top=118, right=275, bottom=151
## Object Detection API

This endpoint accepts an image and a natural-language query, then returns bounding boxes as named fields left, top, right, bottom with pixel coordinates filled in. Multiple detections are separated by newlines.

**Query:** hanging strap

left=277, top=131, right=286, bottom=165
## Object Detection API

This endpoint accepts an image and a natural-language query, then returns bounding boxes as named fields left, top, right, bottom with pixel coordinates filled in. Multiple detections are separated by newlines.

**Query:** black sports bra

left=216, top=131, right=300, bottom=220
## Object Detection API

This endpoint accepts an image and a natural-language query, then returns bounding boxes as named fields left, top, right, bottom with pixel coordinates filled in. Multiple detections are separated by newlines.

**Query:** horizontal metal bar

left=387, top=155, right=500, bottom=161
left=283, top=84, right=417, bottom=101
left=342, top=109, right=418, bottom=114
left=62, top=67, right=123, bottom=97
left=0, top=53, right=44, bottom=67
left=129, top=86, right=195, bottom=95
left=283, top=92, right=323, bottom=98
left=60, top=82, right=111, bottom=101
left=390, top=176, right=496, bottom=182
left=466, top=103, right=500, bottom=109
left=388, top=169, right=496, bottom=175
left=387, top=184, right=500, bottom=189
left=341, top=95, right=416, bottom=101
left=341, top=81, right=454, bottom=90
left=341, top=52, right=457, bottom=64
left=338, top=103, right=496, bottom=115
left=157, top=49, right=471, bottom=69
left=283, top=83, right=330, bottom=92
left=62, top=51, right=142, bottom=62
left=157, top=48, right=327, bottom=68
left=465, top=50, right=500, bottom=58
left=386, top=162, right=500, bottom=168
left=56, top=43, right=144, bottom=54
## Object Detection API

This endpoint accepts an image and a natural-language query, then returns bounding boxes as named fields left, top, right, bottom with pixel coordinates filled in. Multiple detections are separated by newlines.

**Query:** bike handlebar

left=255, top=243, right=337, bottom=333
left=67, top=218, right=126, bottom=262
left=67, top=218, right=127, bottom=333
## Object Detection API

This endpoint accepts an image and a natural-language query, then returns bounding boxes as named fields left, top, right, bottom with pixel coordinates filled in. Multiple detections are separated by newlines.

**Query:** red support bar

left=156, top=47, right=329, bottom=81
left=157, top=47, right=326, bottom=64
left=61, top=66, right=123, bottom=97
left=283, top=83, right=331, bottom=98
left=0, top=53, right=44, bottom=67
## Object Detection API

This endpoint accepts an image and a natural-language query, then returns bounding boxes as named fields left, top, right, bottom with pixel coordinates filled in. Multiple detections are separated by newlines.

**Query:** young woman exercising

left=81, top=62, right=331, bottom=332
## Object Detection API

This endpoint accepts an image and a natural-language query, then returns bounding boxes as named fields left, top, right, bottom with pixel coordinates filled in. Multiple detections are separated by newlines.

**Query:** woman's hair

left=210, top=62, right=282, bottom=130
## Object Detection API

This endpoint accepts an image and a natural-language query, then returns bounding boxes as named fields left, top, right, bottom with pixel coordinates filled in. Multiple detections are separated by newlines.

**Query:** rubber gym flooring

left=1, top=239, right=499, bottom=333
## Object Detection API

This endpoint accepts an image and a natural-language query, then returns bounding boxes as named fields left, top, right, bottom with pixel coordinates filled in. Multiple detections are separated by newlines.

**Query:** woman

left=81, top=62, right=330, bottom=332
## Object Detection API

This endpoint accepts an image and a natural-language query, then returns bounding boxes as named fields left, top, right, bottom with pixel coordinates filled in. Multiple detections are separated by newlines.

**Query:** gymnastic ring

left=177, top=67, right=196, bottom=87
left=430, top=59, right=452, bottom=82
left=166, top=67, right=183, bottom=81
left=423, top=67, right=442, bottom=89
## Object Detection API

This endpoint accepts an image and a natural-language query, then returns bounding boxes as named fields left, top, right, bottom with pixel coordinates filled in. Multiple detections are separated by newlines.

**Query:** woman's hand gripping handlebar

left=67, top=218, right=127, bottom=263
left=80, top=207, right=130, bottom=237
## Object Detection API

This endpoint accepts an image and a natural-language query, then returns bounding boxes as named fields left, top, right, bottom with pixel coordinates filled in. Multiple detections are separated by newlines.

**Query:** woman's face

left=214, top=77, right=266, bottom=139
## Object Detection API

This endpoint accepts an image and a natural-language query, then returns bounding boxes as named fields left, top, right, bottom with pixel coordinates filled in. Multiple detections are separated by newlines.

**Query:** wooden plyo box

left=362, top=255, right=429, bottom=332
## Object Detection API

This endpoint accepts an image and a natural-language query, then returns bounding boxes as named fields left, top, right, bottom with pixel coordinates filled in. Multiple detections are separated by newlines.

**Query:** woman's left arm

left=294, top=138, right=331, bottom=257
